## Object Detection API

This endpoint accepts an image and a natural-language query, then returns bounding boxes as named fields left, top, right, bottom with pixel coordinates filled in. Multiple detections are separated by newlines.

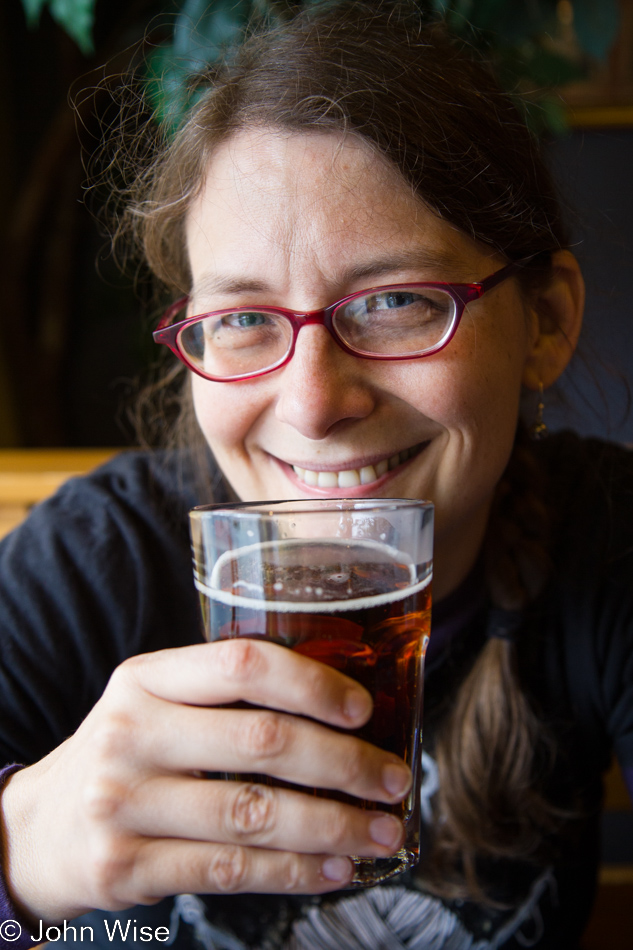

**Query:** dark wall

left=547, top=129, right=633, bottom=442
left=0, top=0, right=165, bottom=448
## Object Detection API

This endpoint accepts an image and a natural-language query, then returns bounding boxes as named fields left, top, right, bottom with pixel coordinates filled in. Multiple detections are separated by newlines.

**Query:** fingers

left=100, top=776, right=405, bottom=859
left=4, top=639, right=412, bottom=924
left=137, top=703, right=411, bottom=805
left=92, top=838, right=354, bottom=907
left=120, top=638, right=373, bottom=728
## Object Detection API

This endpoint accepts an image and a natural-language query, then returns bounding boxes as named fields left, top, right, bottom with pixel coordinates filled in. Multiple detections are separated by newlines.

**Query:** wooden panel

left=605, top=758, right=632, bottom=811
left=0, top=449, right=118, bottom=538
left=0, top=448, right=116, bottom=474
left=0, top=505, right=29, bottom=538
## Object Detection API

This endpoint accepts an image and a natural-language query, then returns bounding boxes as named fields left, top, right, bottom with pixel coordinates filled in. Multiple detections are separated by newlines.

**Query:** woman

left=0, top=3, right=629, bottom=948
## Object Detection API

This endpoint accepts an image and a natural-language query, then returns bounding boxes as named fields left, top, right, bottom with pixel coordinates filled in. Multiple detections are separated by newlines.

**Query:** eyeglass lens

left=178, top=287, right=458, bottom=378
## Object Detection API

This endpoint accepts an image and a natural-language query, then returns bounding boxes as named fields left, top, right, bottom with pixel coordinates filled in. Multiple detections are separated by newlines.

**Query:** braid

left=483, top=424, right=552, bottom=611
left=422, top=427, right=567, bottom=902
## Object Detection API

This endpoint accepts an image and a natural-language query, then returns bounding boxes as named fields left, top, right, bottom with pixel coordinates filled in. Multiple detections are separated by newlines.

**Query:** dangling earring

left=530, top=381, right=548, bottom=439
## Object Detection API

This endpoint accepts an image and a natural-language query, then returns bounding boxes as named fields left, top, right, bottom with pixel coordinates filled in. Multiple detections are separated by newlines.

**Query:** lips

left=289, top=442, right=427, bottom=490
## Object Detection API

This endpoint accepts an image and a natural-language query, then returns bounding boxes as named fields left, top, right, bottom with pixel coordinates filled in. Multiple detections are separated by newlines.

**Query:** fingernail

left=321, top=856, right=353, bottom=883
left=369, top=814, right=402, bottom=848
left=343, top=688, right=372, bottom=723
left=382, top=762, right=412, bottom=798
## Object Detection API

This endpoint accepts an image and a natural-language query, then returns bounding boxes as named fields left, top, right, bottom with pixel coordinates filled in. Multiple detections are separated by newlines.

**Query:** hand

left=1, top=639, right=412, bottom=923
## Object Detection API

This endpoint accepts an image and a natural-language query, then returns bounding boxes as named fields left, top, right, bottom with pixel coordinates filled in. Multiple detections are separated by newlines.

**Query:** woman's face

left=186, top=129, right=540, bottom=596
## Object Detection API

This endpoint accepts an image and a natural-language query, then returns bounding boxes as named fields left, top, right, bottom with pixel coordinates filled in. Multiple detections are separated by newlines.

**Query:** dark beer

left=195, top=538, right=431, bottom=883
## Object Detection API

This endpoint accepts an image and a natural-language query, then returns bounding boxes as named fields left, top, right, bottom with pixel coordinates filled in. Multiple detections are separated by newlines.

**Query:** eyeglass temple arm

left=155, top=296, right=189, bottom=333
left=477, top=260, right=522, bottom=294
left=477, top=255, right=543, bottom=295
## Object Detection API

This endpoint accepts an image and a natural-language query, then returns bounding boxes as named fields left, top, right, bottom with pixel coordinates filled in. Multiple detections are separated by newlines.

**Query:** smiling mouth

left=289, top=442, right=428, bottom=489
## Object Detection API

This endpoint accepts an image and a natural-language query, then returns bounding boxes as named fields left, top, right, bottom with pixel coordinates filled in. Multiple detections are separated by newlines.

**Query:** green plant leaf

left=489, top=0, right=558, bottom=46
left=498, top=41, right=586, bottom=89
left=428, top=0, right=451, bottom=15
left=21, top=0, right=49, bottom=28
left=147, top=0, right=257, bottom=132
left=49, top=0, right=96, bottom=54
left=145, top=0, right=596, bottom=140
left=537, top=95, right=569, bottom=135
left=145, top=46, right=190, bottom=130
left=21, top=0, right=96, bottom=53
left=173, top=0, right=253, bottom=70
left=459, top=0, right=511, bottom=33
left=572, top=0, right=619, bottom=61
left=520, top=92, right=570, bottom=138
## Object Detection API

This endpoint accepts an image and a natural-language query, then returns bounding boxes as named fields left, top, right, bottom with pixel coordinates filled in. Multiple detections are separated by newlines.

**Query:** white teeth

left=292, top=444, right=421, bottom=489
left=317, top=471, right=339, bottom=488
left=360, top=465, right=378, bottom=485
left=339, top=470, right=361, bottom=488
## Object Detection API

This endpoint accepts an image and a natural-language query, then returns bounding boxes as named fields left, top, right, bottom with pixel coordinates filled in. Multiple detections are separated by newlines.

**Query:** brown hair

left=116, top=0, right=572, bottom=900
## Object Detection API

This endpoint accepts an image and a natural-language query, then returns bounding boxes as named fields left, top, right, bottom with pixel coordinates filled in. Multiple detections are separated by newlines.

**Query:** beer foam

left=198, top=538, right=431, bottom=613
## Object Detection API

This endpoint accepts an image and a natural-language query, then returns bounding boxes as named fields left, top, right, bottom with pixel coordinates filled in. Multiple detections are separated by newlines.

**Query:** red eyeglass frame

left=153, top=260, right=523, bottom=382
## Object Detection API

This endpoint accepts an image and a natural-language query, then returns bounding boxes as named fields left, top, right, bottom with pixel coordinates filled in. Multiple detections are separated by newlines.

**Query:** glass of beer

left=189, top=498, right=433, bottom=886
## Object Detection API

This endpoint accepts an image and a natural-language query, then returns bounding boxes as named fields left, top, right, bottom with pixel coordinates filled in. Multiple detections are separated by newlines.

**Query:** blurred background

left=0, top=0, right=632, bottom=449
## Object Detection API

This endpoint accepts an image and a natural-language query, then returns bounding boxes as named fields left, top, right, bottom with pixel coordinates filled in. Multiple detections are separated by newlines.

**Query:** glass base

left=349, top=848, right=418, bottom=887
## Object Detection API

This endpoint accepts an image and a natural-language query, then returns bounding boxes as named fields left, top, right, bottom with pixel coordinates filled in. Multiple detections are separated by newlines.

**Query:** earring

left=530, top=381, right=548, bottom=439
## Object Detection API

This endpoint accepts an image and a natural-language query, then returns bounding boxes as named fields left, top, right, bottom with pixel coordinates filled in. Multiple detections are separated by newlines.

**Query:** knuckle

left=239, top=710, right=288, bottom=759
left=278, top=854, right=303, bottom=892
left=229, top=784, right=276, bottom=839
left=83, top=775, right=128, bottom=823
left=90, top=713, right=136, bottom=764
left=338, top=741, right=365, bottom=789
left=299, top=661, right=332, bottom=707
left=217, top=638, right=264, bottom=683
left=108, top=655, right=145, bottom=691
left=323, top=809, right=351, bottom=853
left=207, top=845, right=248, bottom=892
left=87, top=833, right=136, bottom=902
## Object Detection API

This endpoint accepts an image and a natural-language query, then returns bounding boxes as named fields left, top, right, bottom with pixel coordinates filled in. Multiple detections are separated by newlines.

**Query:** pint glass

left=189, top=498, right=433, bottom=885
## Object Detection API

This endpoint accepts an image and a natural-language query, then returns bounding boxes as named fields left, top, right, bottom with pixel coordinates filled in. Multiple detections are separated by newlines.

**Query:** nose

left=274, top=324, right=376, bottom=439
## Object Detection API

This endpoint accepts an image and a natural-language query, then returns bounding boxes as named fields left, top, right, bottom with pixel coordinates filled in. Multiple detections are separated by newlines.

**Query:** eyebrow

left=343, top=249, right=470, bottom=283
left=190, top=248, right=471, bottom=300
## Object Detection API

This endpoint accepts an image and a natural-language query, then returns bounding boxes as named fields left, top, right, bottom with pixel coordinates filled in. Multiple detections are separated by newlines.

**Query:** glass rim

left=190, top=497, right=434, bottom=519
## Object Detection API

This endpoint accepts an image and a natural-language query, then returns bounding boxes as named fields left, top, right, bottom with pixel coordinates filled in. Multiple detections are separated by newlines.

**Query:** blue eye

left=230, top=312, right=267, bottom=328
left=382, top=292, right=418, bottom=309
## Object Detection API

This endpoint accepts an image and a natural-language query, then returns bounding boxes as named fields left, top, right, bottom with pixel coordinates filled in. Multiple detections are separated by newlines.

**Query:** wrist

left=0, top=764, right=42, bottom=949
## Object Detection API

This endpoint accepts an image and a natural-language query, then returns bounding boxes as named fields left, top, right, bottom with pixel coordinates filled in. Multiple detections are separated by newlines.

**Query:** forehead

left=185, top=128, right=489, bottom=292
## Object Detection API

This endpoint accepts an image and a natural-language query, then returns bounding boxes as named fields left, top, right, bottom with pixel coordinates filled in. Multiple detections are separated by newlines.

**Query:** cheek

left=191, top=375, right=265, bottom=452
left=399, top=353, right=522, bottom=434
left=441, top=316, right=528, bottom=419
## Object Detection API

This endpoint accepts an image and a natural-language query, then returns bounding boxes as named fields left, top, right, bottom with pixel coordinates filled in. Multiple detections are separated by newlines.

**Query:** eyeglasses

left=153, top=260, right=522, bottom=382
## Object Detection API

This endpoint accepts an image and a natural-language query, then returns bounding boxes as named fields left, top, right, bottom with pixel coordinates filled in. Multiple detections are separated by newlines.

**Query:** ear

left=522, top=249, right=585, bottom=391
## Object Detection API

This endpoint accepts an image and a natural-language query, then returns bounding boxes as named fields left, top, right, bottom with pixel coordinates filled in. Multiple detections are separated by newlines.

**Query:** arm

left=0, top=766, right=30, bottom=947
